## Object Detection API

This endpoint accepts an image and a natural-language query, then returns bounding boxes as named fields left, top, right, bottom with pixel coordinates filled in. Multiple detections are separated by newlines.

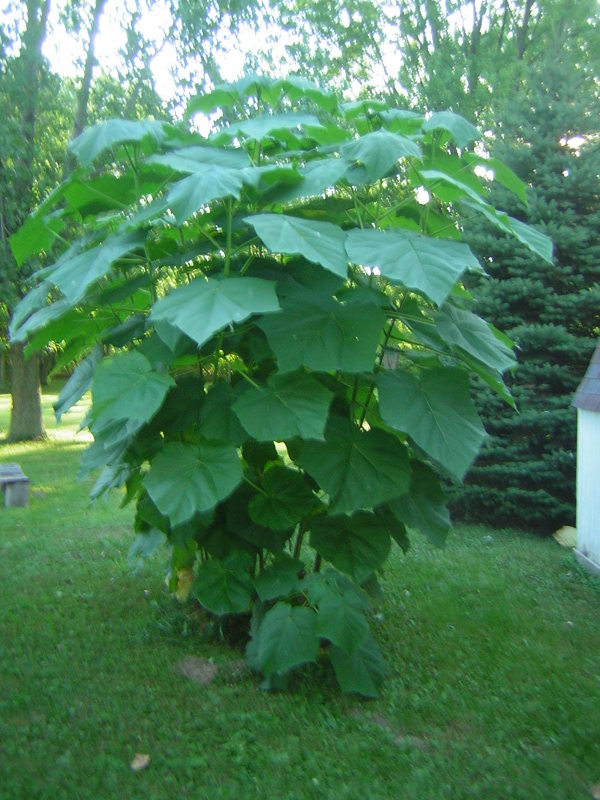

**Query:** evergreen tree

left=453, top=61, right=600, bottom=533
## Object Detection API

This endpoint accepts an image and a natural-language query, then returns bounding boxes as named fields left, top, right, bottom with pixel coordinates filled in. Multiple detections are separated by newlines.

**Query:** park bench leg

left=5, top=481, right=29, bottom=508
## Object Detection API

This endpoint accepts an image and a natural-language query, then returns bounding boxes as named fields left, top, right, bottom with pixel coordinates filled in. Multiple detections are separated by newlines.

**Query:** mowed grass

left=1, top=385, right=600, bottom=800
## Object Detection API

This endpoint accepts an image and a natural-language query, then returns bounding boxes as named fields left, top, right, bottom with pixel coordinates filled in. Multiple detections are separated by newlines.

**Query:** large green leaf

left=254, top=555, right=304, bottom=602
left=257, top=602, right=319, bottom=675
left=376, top=368, right=486, bottom=480
left=91, top=351, right=175, bottom=429
left=463, top=153, right=528, bottom=204
left=420, top=168, right=488, bottom=205
left=128, top=529, right=165, bottom=569
left=329, top=635, right=385, bottom=697
left=342, top=98, right=388, bottom=120
left=346, top=228, right=480, bottom=306
left=274, top=77, right=338, bottom=113
left=166, top=166, right=244, bottom=223
left=9, top=280, right=53, bottom=335
left=10, top=298, right=72, bottom=342
left=69, top=119, right=168, bottom=166
left=298, top=416, right=411, bottom=515
left=54, top=346, right=101, bottom=422
left=199, top=382, right=247, bottom=446
left=507, top=216, right=554, bottom=263
left=10, top=212, right=64, bottom=267
left=249, top=465, right=320, bottom=530
left=423, top=111, right=479, bottom=148
left=50, top=230, right=146, bottom=303
left=233, top=371, right=333, bottom=441
left=187, top=76, right=337, bottom=116
left=224, top=485, right=289, bottom=555
left=150, top=276, right=280, bottom=347
left=257, top=284, right=385, bottom=374
left=143, top=441, right=242, bottom=526
left=434, top=304, right=515, bottom=373
left=315, top=584, right=369, bottom=655
left=460, top=198, right=553, bottom=263
left=340, top=130, right=421, bottom=180
left=147, top=145, right=250, bottom=173
left=193, top=552, right=254, bottom=616
left=245, top=214, right=348, bottom=279
left=386, top=461, right=450, bottom=547
left=379, top=109, right=425, bottom=135
left=310, top=512, right=391, bottom=582
left=229, top=112, right=322, bottom=142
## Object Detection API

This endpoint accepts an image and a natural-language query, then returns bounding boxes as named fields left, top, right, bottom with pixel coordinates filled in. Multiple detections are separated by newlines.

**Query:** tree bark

left=7, top=0, right=50, bottom=441
left=7, top=342, right=44, bottom=441
left=72, top=0, right=107, bottom=139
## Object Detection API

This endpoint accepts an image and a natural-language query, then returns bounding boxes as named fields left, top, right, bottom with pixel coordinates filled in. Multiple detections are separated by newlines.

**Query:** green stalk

left=224, top=198, right=233, bottom=277
left=292, top=522, right=307, bottom=561
left=359, top=318, right=396, bottom=428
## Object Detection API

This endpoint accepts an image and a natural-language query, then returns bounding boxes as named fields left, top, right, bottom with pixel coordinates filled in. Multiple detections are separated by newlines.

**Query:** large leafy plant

left=10, top=77, right=551, bottom=696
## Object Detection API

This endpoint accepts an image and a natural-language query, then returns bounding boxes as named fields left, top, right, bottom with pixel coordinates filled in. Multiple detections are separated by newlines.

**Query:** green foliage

left=11, top=76, right=548, bottom=694
left=453, top=62, right=600, bottom=533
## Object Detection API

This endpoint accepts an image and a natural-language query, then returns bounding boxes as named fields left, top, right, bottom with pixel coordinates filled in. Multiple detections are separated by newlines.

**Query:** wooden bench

left=0, top=463, right=30, bottom=508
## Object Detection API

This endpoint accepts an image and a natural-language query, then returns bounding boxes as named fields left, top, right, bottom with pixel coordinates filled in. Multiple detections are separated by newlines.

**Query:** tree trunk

left=7, top=342, right=44, bottom=441
left=0, top=349, right=8, bottom=392
left=7, top=0, right=49, bottom=441
left=72, top=0, right=107, bottom=139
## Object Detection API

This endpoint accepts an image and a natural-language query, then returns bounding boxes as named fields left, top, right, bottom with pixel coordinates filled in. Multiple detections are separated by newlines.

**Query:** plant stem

left=243, top=475, right=266, bottom=495
left=313, top=553, right=322, bottom=573
left=293, top=522, right=307, bottom=560
left=224, top=199, right=233, bottom=277
left=359, top=318, right=396, bottom=428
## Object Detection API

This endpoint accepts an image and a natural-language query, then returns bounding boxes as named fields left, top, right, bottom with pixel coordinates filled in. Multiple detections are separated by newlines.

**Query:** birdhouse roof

left=573, top=342, right=600, bottom=412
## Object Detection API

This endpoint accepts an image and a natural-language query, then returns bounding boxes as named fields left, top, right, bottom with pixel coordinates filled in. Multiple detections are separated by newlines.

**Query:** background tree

left=0, top=0, right=52, bottom=439
left=452, top=47, right=600, bottom=531
left=0, top=0, right=163, bottom=439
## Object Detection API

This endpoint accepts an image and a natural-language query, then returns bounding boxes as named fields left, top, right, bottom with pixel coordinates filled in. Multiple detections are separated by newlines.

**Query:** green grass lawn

left=1, top=387, right=600, bottom=799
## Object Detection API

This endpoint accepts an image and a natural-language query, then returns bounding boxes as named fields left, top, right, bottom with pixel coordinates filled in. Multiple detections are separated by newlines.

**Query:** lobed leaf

left=329, top=635, right=385, bottom=697
left=315, top=584, right=370, bottom=655
left=257, top=603, right=319, bottom=675
left=340, top=129, right=422, bottom=180
left=385, top=461, right=451, bottom=547
left=151, top=276, right=280, bottom=347
left=50, top=230, right=146, bottom=304
left=254, top=555, right=304, bottom=602
left=249, top=465, right=321, bottom=531
left=143, top=441, right=242, bottom=526
left=193, top=552, right=254, bottom=616
left=298, top=416, right=411, bottom=515
left=434, top=304, right=515, bottom=374
left=423, top=111, right=479, bottom=148
left=69, top=119, right=169, bottom=166
left=310, top=512, right=391, bottom=583
left=166, top=166, right=244, bottom=223
left=257, top=284, right=385, bottom=374
left=233, top=371, right=333, bottom=442
left=54, top=346, right=102, bottom=422
left=245, top=213, right=348, bottom=279
left=346, top=228, right=480, bottom=306
left=91, top=351, right=174, bottom=429
left=377, top=368, right=486, bottom=480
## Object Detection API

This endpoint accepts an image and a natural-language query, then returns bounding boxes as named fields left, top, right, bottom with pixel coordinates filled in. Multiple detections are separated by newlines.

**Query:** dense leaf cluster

left=11, top=76, right=548, bottom=694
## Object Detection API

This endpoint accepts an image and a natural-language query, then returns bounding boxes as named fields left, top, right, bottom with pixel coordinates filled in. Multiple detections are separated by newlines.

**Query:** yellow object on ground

left=553, top=525, right=577, bottom=547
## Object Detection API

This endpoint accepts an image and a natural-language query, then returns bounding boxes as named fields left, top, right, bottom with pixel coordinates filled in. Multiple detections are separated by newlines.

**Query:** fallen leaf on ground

left=177, top=656, right=219, bottom=686
left=131, top=753, right=150, bottom=771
